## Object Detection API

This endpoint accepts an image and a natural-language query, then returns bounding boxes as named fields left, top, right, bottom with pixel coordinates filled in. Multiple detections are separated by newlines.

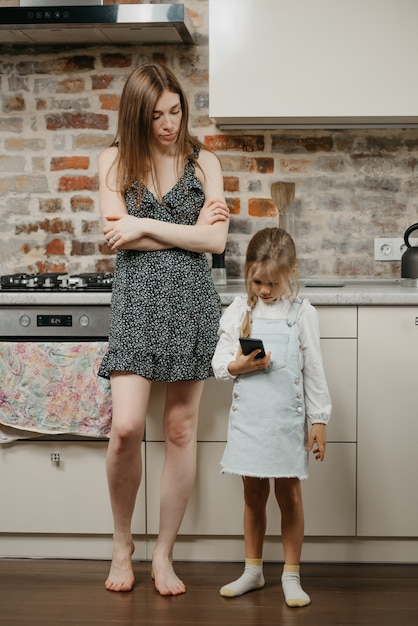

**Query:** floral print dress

left=98, top=146, right=221, bottom=382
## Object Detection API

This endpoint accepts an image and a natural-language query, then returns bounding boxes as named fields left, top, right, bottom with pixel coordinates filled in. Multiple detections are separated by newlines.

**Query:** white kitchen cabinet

left=0, top=306, right=358, bottom=554
left=357, top=307, right=418, bottom=536
left=0, top=441, right=146, bottom=534
left=301, top=306, right=357, bottom=536
left=209, top=0, right=418, bottom=128
left=146, top=307, right=357, bottom=538
left=317, top=306, right=357, bottom=443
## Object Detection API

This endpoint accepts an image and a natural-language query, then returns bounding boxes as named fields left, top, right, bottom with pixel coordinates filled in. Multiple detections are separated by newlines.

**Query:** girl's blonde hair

left=109, top=62, right=206, bottom=203
left=240, top=228, right=299, bottom=337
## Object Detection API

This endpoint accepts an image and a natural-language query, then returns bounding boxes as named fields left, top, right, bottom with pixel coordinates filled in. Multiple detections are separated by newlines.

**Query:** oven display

left=37, top=314, right=72, bottom=327
left=0, top=306, right=109, bottom=339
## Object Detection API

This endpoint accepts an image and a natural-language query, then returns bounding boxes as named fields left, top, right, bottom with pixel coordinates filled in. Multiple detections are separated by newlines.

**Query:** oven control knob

left=79, top=314, right=90, bottom=327
left=19, top=315, right=31, bottom=327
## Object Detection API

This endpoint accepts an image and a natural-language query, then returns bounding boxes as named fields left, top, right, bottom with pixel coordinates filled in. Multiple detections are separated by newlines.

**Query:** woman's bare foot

left=152, top=551, right=186, bottom=596
left=105, top=538, right=135, bottom=592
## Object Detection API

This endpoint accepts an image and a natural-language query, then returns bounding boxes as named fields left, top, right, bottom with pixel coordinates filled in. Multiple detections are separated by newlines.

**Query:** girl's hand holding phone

left=227, top=339, right=271, bottom=376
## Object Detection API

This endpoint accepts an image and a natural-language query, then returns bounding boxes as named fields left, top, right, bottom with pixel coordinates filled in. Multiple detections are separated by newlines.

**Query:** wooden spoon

left=271, top=182, right=295, bottom=229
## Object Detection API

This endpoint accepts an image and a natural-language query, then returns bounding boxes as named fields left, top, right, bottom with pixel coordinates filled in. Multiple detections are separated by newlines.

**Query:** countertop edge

left=1, top=282, right=418, bottom=306
left=215, top=282, right=418, bottom=306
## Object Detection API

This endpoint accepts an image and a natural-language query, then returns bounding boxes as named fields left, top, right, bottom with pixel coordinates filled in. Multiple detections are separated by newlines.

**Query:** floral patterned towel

left=0, top=342, right=112, bottom=438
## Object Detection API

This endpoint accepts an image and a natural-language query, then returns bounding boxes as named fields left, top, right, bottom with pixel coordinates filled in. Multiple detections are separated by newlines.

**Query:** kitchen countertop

left=0, top=278, right=418, bottom=306
left=217, top=278, right=418, bottom=306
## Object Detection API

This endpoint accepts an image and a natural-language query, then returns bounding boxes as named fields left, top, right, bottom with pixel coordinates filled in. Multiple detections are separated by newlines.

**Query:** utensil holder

left=279, top=210, right=294, bottom=238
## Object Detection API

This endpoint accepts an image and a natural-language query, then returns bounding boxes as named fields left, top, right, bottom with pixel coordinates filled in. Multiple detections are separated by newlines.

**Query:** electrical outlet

left=374, top=238, right=394, bottom=260
left=391, top=237, right=418, bottom=260
left=374, top=237, right=418, bottom=261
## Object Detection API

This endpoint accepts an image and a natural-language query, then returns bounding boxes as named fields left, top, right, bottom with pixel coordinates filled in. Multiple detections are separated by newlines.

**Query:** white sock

left=281, top=565, right=311, bottom=607
left=220, top=558, right=265, bottom=598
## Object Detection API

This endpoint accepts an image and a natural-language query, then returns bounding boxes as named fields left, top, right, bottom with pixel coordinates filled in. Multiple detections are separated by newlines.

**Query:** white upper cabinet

left=209, top=0, right=418, bottom=128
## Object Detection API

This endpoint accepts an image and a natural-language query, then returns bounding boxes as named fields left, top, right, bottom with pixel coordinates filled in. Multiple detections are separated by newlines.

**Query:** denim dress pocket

left=263, top=332, right=289, bottom=371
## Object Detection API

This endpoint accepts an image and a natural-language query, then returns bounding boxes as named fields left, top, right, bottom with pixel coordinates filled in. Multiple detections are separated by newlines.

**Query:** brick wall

left=1, top=0, right=417, bottom=279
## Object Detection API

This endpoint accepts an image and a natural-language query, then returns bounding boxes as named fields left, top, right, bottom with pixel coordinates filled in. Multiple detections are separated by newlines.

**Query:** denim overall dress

left=221, top=298, right=309, bottom=479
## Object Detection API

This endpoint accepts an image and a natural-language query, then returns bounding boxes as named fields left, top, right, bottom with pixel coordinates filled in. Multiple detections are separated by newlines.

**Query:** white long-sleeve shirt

left=211, top=295, right=332, bottom=425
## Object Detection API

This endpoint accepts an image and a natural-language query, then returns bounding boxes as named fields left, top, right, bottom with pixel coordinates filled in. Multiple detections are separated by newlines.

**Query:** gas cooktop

left=0, top=272, right=113, bottom=292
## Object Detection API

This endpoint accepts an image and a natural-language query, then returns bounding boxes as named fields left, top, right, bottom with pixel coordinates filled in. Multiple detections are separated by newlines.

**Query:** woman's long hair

left=108, top=63, right=206, bottom=202
left=240, top=228, right=299, bottom=337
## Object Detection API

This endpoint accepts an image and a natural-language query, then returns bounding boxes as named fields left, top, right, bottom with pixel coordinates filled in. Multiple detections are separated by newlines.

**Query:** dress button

left=233, top=391, right=239, bottom=399
left=296, top=392, right=301, bottom=399
left=296, top=406, right=302, bottom=414
left=232, top=405, right=238, bottom=412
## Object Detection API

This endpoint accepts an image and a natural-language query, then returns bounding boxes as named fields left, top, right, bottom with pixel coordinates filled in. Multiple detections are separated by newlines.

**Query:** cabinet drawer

left=0, top=441, right=145, bottom=534
left=317, top=306, right=357, bottom=338
left=321, top=338, right=357, bottom=442
left=302, top=442, right=356, bottom=536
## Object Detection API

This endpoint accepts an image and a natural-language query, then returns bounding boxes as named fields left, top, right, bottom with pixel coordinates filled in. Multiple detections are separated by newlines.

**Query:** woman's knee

left=109, top=435, right=141, bottom=461
left=163, top=381, right=202, bottom=445
left=109, top=373, right=149, bottom=445
left=109, top=412, right=145, bottom=452
left=164, top=411, right=197, bottom=447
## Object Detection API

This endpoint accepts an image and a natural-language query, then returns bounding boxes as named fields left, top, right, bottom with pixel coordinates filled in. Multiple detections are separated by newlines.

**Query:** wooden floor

left=0, top=559, right=417, bottom=626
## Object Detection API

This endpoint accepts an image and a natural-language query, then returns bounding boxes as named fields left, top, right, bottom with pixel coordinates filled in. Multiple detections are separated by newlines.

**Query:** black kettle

left=401, top=223, right=418, bottom=279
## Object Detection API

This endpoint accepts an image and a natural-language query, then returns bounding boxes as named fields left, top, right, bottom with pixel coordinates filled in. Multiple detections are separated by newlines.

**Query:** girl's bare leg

left=105, top=373, right=151, bottom=592
left=275, top=478, right=310, bottom=607
left=151, top=380, right=203, bottom=596
left=243, top=477, right=270, bottom=558
left=220, top=477, right=269, bottom=597
left=274, top=478, right=304, bottom=564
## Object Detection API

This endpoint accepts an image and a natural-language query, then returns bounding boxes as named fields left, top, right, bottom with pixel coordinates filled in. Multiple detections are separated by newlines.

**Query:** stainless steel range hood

left=0, top=3, right=195, bottom=46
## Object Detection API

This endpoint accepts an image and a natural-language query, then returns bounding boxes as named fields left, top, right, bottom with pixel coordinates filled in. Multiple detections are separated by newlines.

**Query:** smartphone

left=239, top=337, right=266, bottom=359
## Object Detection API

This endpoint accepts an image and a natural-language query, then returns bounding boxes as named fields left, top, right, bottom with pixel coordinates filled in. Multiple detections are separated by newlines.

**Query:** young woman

left=212, top=228, right=331, bottom=607
left=97, top=63, right=229, bottom=596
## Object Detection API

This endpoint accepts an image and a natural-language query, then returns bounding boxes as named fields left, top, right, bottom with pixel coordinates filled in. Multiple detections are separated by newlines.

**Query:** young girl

left=211, top=228, right=331, bottom=607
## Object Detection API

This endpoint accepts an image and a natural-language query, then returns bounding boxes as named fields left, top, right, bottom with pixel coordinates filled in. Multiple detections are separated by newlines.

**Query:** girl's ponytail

left=240, top=293, right=258, bottom=338
left=240, top=308, right=251, bottom=338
